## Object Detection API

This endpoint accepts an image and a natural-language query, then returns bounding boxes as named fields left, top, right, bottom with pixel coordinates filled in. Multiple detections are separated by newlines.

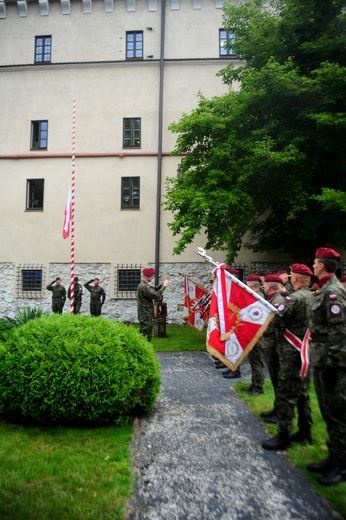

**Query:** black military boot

left=306, top=456, right=333, bottom=474
left=318, top=466, right=346, bottom=486
left=290, top=429, right=313, bottom=444
left=260, top=409, right=276, bottom=418
left=262, top=433, right=291, bottom=451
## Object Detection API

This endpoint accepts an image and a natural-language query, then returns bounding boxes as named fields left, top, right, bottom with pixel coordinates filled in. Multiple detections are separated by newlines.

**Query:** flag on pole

left=207, top=264, right=276, bottom=370
left=182, top=275, right=209, bottom=332
left=62, top=186, right=72, bottom=239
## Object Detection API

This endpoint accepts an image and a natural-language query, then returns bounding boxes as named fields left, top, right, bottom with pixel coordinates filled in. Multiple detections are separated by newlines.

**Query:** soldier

left=137, top=267, right=170, bottom=341
left=260, top=274, right=285, bottom=423
left=46, top=277, right=66, bottom=314
left=68, top=276, right=83, bottom=314
left=306, top=247, right=346, bottom=486
left=246, top=274, right=265, bottom=395
left=262, top=264, right=314, bottom=450
left=84, top=277, right=106, bottom=316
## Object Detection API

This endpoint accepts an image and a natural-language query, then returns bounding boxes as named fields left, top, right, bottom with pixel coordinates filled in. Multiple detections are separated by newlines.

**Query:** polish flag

left=62, top=186, right=72, bottom=239
left=183, top=275, right=209, bottom=332
left=207, top=264, right=276, bottom=370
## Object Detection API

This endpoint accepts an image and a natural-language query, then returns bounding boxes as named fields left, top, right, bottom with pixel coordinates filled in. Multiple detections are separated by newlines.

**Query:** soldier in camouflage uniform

left=246, top=274, right=265, bottom=395
left=277, top=270, right=293, bottom=294
left=262, top=264, right=314, bottom=451
left=46, top=277, right=66, bottom=314
left=68, top=276, right=83, bottom=314
left=84, top=277, right=106, bottom=316
left=306, top=247, right=346, bottom=486
left=137, top=267, right=170, bottom=341
left=260, top=274, right=285, bottom=423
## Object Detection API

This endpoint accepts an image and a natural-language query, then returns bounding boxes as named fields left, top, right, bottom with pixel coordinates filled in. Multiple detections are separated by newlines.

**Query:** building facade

left=0, top=0, right=297, bottom=321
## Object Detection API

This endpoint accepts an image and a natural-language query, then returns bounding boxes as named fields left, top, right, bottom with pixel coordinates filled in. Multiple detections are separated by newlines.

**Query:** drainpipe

left=154, top=0, right=166, bottom=285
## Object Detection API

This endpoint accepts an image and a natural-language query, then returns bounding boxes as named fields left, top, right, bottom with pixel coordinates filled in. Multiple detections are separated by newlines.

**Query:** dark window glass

left=126, top=31, right=143, bottom=59
left=26, top=179, right=44, bottom=210
left=35, top=35, right=52, bottom=63
left=31, top=120, right=48, bottom=150
left=219, top=29, right=236, bottom=57
left=121, top=177, right=140, bottom=209
left=123, top=118, right=141, bottom=148
left=22, top=270, right=43, bottom=291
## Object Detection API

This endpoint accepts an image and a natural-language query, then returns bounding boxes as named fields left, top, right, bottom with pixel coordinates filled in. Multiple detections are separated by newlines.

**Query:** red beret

left=339, top=276, right=346, bottom=283
left=290, top=263, right=313, bottom=276
left=315, top=247, right=341, bottom=261
left=247, top=274, right=261, bottom=282
left=264, top=274, right=282, bottom=283
left=277, top=270, right=288, bottom=276
left=226, top=267, right=239, bottom=274
left=143, top=268, right=156, bottom=277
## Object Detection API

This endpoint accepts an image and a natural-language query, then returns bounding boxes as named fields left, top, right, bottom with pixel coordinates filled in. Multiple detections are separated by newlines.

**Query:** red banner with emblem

left=207, top=264, right=276, bottom=370
left=183, top=276, right=209, bottom=332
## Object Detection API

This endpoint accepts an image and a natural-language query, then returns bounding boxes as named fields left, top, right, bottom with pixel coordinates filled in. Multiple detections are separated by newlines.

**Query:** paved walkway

left=126, top=351, right=341, bottom=520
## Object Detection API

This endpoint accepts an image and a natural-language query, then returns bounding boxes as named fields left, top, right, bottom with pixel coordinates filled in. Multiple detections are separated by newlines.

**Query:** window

left=31, top=120, right=48, bottom=150
left=219, top=29, right=236, bottom=57
left=35, top=36, right=52, bottom=63
left=126, top=31, right=143, bottom=59
left=26, top=179, right=44, bottom=210
left=16, top=265, right=46, bottom=298
left=114, top=265, right=142, bottom=298
left=121, top=177, right=140, bottom=209
left=123, top=118, right=141, bottom=148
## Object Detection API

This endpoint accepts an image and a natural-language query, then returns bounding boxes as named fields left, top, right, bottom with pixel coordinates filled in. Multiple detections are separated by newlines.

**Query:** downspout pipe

left=154, top=0, right=166, bottom=285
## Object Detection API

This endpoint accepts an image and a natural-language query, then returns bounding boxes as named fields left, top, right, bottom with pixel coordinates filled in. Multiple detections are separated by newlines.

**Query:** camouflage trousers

left=248, top=342, right=264, bottom=389
left=276, top=341, right=312, bottom=436
left=262, top=335, right=280, bottom=411
left=139, top=319, right=153, bottom=342
left=313, top=366, right=346, bottom=467
left=90, top=302, right=102, bottom=316
left=52, top=301, right=64, bottom=314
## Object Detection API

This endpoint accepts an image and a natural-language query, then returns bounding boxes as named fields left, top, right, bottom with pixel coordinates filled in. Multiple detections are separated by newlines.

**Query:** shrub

left=0, top=314, right=161, bottom=426
left=0, top=306, right=49, bottom=339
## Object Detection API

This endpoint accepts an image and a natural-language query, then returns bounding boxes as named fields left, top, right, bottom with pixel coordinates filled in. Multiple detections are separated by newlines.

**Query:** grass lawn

left=0, top=324, right=345, bottom=519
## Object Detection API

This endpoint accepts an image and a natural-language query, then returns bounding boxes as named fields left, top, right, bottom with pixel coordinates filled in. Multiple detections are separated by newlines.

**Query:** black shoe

left=318, top=466, right=346, bottom=486
left=223, top=370, right=241, bottom=379
left=247, top=386, right=263, bottom=395
left=262, top=435, right=291, bottom=451
left=290, top=430, right=313, bottom=444
left=214, top=361, right=225, bottom=369
left=260, top=409, right=276, bottom=418
left=306, top=457, right=333, bottom=475
left=262, top=415, right=278, bottom=424
left=221, top=368, right=232, bottom=374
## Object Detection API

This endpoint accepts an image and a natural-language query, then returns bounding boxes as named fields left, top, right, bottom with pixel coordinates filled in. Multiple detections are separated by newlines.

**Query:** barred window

left=114, top=265, right=142, bottom=299
left=16, top=265, right=46, bottom=298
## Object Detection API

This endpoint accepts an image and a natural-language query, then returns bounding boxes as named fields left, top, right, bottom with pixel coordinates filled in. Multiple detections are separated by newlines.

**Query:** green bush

left=0, top=314, right=161, bottom=426
left=0, top=306, right=49, bottom=339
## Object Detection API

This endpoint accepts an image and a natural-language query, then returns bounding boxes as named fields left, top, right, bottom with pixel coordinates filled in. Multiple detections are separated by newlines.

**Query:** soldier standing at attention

left=46, top=277, right=66, bottom=314
left=245, top=274, right=265, bottom=395
left=137, top=267, right=170, bottom=341
left=260, top=274, right=286, bottom=423
left=68, top=276, right=83, bottom=314
left=262, top=263, right=314, bottom=451
left=306, top=247, right=346, bottom=486
left=84, top=278, right=106, bottom=316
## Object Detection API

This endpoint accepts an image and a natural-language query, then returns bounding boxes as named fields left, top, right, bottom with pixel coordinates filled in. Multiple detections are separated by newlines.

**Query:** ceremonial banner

left=183, top=275, right=209, bottom=332
left=207, top=264, right=276, bottom=370
left=62, top=185, right=72, bottom=239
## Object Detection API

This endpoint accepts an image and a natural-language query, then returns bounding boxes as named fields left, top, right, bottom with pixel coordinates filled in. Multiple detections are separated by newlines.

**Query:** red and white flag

left=183, top=275, right=209, bottom=332
left=207, top=264, right=276, bottom=370
left=62, top=186, right=72, bottom=239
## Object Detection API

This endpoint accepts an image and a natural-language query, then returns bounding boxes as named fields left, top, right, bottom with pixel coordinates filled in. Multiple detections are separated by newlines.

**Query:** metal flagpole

left=194, top=247, right=277, bottom=314
left=69, top=98, right=76, bottom=313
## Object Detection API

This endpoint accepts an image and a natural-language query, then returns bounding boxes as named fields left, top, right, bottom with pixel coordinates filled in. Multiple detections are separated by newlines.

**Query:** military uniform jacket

left=68, top=283, right=83, bottom=301
left=273, top=286, right=313, bottom=342
left=46, top=282, right=66, bottom=303
left=137, top=281, right=166, bottom=320
left=309, top=275, right=346, bottom=369
left=263, top=292, right=285, bottom=338
left=84, top=283, right=106, bottom=304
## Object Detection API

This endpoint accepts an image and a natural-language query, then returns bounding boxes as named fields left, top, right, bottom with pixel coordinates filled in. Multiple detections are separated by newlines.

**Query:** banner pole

left=70, top=98, right=76, bottom=313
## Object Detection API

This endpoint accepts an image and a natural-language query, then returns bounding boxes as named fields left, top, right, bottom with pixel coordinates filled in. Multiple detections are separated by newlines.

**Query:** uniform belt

left=310, top=334, right=328, bottom=342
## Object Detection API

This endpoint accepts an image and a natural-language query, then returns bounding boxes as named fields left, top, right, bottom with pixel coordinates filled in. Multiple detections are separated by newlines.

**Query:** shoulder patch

left=277, top=303, right=286, bottom=312
left=330, top=304, right=341, bottom=315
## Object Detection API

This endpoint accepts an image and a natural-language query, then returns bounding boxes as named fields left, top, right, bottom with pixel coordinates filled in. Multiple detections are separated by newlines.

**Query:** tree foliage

left=164, top=0, right=346, bottom=263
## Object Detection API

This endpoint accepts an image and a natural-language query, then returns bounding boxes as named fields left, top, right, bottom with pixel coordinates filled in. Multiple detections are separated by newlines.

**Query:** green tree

left=164, top=0, right=346, bottom=263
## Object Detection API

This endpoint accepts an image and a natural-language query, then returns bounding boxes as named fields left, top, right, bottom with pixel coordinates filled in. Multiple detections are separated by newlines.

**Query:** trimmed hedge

left=0, top=314, right=161, bottom=426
